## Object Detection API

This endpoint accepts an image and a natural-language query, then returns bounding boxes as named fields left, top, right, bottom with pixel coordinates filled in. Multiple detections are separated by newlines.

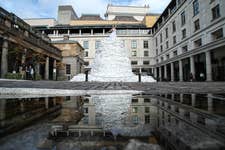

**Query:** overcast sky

left=0, top=0, right=171, bottom=19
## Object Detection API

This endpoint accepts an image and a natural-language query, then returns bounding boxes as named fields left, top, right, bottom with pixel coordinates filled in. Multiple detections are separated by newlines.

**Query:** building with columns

left=24, top=5, right=159, bottom=76
left=152, top=0, right=225, bottom=81
left=0, top=7, right=62, bottom=80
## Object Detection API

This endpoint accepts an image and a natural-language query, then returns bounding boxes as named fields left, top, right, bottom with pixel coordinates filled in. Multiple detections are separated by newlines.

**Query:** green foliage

left=5, top=73, right=23, bottom=80
left=35, top=74, right=42, bottom=80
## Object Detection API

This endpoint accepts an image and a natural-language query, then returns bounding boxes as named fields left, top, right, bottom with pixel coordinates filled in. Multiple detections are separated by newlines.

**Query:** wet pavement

left=0, top=93, right=225, bottom=150
left=1, top=80, right=225, bottom=94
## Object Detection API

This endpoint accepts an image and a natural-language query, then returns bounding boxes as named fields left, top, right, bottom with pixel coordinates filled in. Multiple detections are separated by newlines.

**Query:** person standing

left=30, top=65, right=34, bottom=80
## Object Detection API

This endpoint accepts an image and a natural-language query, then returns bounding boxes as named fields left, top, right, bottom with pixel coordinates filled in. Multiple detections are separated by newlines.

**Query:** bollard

left=138, top=73, right=141, bottom=82
left=85, top=71, right=88, bottom=82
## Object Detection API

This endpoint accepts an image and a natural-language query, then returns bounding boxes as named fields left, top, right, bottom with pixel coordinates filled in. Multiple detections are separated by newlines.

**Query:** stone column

left=67, top=30, right=70, bottom=35
left=171, top=62, right=174, bottom=81
left=1, top=39, right=8, bottom=78
left=180, top=94, right=183, bottom=103
left=45, top=56, right=49, bottom=80
left=190, top=55, right=195, bottom=79
left=103, top=29, right=105, bottom=35
left=205, top=51, right=212, bottom=81
left=45, top=97, right=49, bottom=109
left=153, top=68, right=157, bottom=78
left=53, top=59, right=57, bottom=80
left=91, top=29, right=93, bottom=35
left=0, top=99, right=6, bottom=126
left=22, top=49, right=26, bottom=64
left=179, top=60, right=183, bottom=81
left=207, top=94, right=213, bottom=112
left=164, top=65, right=167, bottom=81
left=191, top=94, right=196, bottom=107
left=79, top=29, right=81, bottom=36
left=159, top=66, right=162, bottom=81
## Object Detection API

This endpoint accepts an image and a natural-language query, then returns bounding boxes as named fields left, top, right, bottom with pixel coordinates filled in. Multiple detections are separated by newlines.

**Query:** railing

left=0, top=7, right=61, bottom=57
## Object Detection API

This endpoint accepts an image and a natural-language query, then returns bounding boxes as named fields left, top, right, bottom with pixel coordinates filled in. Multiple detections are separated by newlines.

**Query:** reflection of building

left=80, top=95, right=99, bottom=126
left=128, top=96, right=157, bottom=127
left=0, top=97, right=61, bottom=137
left=155, top=94, right=225, bottom=150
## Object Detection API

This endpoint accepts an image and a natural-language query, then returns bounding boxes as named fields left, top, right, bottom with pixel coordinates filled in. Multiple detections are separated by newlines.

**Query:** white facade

left=105, top=5, right=150, bottom=21
left=48, top=30, right=155, bottom=74
left=152, top=0, right=225, bottom=81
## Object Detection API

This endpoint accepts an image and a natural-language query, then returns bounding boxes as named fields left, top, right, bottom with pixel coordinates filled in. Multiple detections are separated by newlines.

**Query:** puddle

left=0, top=93, right=225, bottom=150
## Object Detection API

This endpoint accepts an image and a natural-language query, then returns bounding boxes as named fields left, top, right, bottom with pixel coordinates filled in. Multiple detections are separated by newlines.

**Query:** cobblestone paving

left=0, top=80, right=225, bottom=94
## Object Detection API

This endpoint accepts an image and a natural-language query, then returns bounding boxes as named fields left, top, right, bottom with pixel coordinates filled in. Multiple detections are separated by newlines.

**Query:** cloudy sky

left=0, top=0, right=171, bottom=19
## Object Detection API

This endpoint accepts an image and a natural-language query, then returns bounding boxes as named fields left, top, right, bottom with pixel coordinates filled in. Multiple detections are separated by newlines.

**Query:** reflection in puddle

left=0, top=93, right=225, bottom=150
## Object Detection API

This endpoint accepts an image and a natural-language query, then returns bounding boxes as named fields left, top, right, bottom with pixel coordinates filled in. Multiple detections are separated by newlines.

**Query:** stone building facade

left=2, top=0, right=225, bottom=81
left=0, top=7, right=61, bottom=80
left=152, top=0, right=225, bottom=81
left=25, top=5, right=159, bottom=76
left=52, top=36, right=84, bottom=80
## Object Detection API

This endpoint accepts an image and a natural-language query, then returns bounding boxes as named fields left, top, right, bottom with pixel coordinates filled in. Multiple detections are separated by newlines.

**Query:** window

left=144, top=98, right=150, bottom=103
left=143, top=40, right=149, bottom=48
left=143, top=61, right=149, bottom=65
left=131, top=40, right=137, bottom=49
left=182, top=29, right=186, bottom=39
left=160, top=45, right=163, bottom=52
left=145, top=107, right=150, bottom=113
left=156, top=49, right=158, bottom=55
left=193, top=0, right=199, bottom=16
left=211, top=28, right=223, bottom=41
left=212, top=5, right=220, bottom=20
left=132, top=98, right=138, bottom=103
left=144, top=51, right=149, bottom=57
left=194, top=19, right=200, bottom=31
left=83, top=107, right=88, bottom=113
left=95, top=40, right=101, bottom=49
left=145, top=115, right=150, bottom=124
left=173, top=36, right=177, bottom=45
left=194, top=39, right=202, bottom=48
left=182, top=45, right=188, bottom=53
left=132, top=51, right=137, bottom=57
left=160, top=33, right=163, bottom=43
left=166, top=54, right=170, bottom=59
left=84, top=98, right=89, bottom=103
left=173, top=50, right=178, bottom=56
left=83, top=41, right=89, bottom=49
left=132, top=107, right=138, bottom=113
left=155, top=37, right=158, bottom=46
left=181, top=11, right=186, bottom=26
left=166, top=41, right=169, bottom=49
left=131, top=61, right=138, bottom=65
left=165, top=28, right=168, bottom=39
left=132, top=116, right=138, bottom=124
left=66, top=64, right=71, bottom=74
left=84, top=61, right=89, bottom=66
left=85, top=51, right=88, bottom=57
left=172, top=21, right=176, bottom=32
left=161, top=57, right=164, bottom=61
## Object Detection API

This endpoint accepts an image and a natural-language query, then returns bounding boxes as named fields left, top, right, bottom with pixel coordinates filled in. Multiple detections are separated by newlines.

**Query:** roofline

left=107, top=4, right=150, bottom=9
left=23, top=18, right=56, bottom=20
left=52, top=40, right=84, bottom=50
